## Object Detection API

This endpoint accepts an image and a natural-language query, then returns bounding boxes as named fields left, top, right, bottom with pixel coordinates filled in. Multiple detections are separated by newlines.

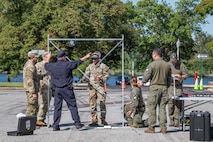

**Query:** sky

left=122, top=0, right=213, bottom=35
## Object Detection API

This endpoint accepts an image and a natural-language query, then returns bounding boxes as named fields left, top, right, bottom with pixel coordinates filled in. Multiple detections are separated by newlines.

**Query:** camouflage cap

left=170, top=52, right=177, bottom=61
left=42, top=51, right=49, bottom=58
left=28, top=51, right=39, bottom=58
left=91, top=51, right=101, bottom=58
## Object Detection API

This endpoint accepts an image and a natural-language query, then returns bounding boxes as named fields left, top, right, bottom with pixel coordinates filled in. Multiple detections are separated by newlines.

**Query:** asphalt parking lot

left=1, top=86, right=213, bottom=142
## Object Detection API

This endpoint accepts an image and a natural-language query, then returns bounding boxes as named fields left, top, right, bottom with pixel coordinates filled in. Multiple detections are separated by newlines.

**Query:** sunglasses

left=91, top=58, right=98, bottom=60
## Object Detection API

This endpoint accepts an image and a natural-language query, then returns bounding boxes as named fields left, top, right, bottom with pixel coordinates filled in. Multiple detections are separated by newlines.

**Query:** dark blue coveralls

left=45, top=59, right=83, bottom=129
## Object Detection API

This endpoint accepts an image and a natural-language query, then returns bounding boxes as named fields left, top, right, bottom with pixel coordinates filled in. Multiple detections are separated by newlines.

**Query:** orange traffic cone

left=122, top=80, right=126, bottom=89
left=104, top=82, right=107, bottom=90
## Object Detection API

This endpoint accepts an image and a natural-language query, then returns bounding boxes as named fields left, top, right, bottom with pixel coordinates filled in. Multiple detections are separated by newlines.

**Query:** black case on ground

left=190, top=110, right=211, bottom=141
left=7, top=116, right=37, bottom=136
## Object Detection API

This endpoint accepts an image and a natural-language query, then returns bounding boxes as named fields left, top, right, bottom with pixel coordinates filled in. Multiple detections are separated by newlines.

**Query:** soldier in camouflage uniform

left=142, top=48, right=171, bottom=134
left=168, top=53, right=188, bottom=127
left=124, top=76, right=146, bottom=128
left=23, top=51, right=40, bottom=118
left=35, top=52, right=52, bottom=127
left=82, top=51, right=110, bottom=126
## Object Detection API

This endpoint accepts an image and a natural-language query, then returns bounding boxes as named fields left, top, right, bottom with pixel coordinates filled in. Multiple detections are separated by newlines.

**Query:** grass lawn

left=0, top=82, right=23, bottom=87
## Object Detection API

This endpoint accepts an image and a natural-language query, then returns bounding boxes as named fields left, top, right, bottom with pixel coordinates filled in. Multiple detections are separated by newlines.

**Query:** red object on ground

left=182, top=93, right=192, bottom=97
left=194, top=71, right=198, bottom=83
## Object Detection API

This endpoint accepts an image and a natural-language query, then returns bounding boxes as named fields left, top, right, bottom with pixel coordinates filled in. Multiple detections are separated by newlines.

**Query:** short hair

left=130, top=76, right=138, bottom=87
left=153, top=48, right=163, bottom=57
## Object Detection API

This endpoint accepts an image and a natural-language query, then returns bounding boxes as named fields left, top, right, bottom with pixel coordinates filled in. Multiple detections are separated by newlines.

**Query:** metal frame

left=47, top=34, right=126, bottom=127
left=176, top=96, right=213, bottom=131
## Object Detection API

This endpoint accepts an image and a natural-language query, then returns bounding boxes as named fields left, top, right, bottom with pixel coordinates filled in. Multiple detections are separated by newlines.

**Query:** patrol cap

left=28, top=51, right=39, bottom=58
left=91, top=51, right=101, bottom=58
left=170, top=52, right=177, bottom=61
left=42, top=51, right=49, bottom=58
left=57, top=50, right=68, bottom=58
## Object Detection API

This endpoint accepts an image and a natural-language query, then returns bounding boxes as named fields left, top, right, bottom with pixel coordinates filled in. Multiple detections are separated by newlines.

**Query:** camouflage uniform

left=85, top=62, right=110, bottom=124
left=124, top=86, right=145, bottom=128
left=23, top=55, right=39, bottom=116
left=35, top=60, right=52, bottom=122
left=142, top=56, right=171, bottom=131
left=168, top=56, right=188, bottom=126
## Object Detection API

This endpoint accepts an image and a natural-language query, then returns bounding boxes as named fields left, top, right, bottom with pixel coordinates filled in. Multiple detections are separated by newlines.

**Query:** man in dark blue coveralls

left=44, top=50, right=91, bottom=131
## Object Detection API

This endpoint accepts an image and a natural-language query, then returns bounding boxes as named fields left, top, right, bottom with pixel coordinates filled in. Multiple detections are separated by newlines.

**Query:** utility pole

left=176, top=39, right=180, bottom=60
left=131, top=52, right=134, bottom=77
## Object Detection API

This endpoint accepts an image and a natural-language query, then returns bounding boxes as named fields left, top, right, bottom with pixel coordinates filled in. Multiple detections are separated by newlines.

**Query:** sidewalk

left=0, top=86, right=213, bottom=142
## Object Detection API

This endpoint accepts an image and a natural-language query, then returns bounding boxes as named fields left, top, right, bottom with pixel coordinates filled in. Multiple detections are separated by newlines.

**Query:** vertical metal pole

left=181, top=101, right=184, bottom=131
left=121, top=34, right=125, bottom=127
left=176, top=39, right=180, bottom=60
left=47, top=34, right=50, bottom=128
left=173, top=76, right=176, bottom=98
left=131, top=52, right=134, bottom=77
left=47, top=34, right=50, bottom=52
left=200, top=58, right=203, bottom=79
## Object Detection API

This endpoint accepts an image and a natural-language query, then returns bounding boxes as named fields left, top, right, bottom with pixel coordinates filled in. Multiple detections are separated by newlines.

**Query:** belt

left=171, top=83, right=182, bottom=86
left=151, top=84, right=167, bottom=87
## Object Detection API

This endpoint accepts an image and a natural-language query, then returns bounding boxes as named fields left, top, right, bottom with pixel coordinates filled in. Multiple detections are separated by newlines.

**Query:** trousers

left=53, top=87, right=81, bottom=129
left=25, top=91, right=38, bottom=116
left=89, top=87, right=106, bottom=122
left=147, top=85, right=169, bottom=130
left=168, top=85, right=183, bottom=125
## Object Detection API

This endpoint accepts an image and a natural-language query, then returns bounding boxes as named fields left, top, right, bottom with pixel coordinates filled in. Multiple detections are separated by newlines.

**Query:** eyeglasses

left=92, top=58, right=98, bottom=60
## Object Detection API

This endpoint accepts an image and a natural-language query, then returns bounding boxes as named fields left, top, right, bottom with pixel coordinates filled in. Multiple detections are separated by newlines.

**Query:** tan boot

left=160, top=129, right=167, bottom=134
left=36, top=120, right=47, bottom=127
left=144, top=128, right=155, bottom=133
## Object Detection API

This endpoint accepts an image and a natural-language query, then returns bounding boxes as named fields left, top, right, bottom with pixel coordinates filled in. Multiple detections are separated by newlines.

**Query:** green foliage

left=195, top=0, right=213, bottom=16
left=125, top=0, right=207, bottom=72
left=206, top=40, right=213, bottom=51
left=185, top=57, right=213, bottom=76
left=0, top=0, right=212, bottom=80
left=0, top=0, right=137, bottom=79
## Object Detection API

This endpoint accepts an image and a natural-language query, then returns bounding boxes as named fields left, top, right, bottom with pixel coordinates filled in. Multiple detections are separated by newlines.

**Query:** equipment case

left=190, top=110, right=211, bottom=141
left=7, top=116, right=37, bottom=136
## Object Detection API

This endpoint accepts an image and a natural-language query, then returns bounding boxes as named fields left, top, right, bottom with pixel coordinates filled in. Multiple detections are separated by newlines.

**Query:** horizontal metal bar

left=176, top=97, right=213, bottom=101
left=79, top=110, right=122, bottom=112
left=48, top=38, right=123, bottom=41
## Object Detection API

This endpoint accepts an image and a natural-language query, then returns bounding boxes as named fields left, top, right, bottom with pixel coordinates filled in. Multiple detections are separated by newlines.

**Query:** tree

left=0, top=0, right=33, bottom=78
left=0, top=0, right=137, bottom=79
left=193, top=31, right=212, bottom=53
left=185, top=31, right=213, bottom=76
left=195, top=0, right=213, bottom=16
left=126, top=0, right=206, bottom=71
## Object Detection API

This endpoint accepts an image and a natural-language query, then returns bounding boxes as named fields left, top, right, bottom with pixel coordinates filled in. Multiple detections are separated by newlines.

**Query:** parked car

left=116, top=75, right=130, bottom=85
left=137, top=76, right=150, bottom=86
left=73, top=76, right=81, bottom=83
